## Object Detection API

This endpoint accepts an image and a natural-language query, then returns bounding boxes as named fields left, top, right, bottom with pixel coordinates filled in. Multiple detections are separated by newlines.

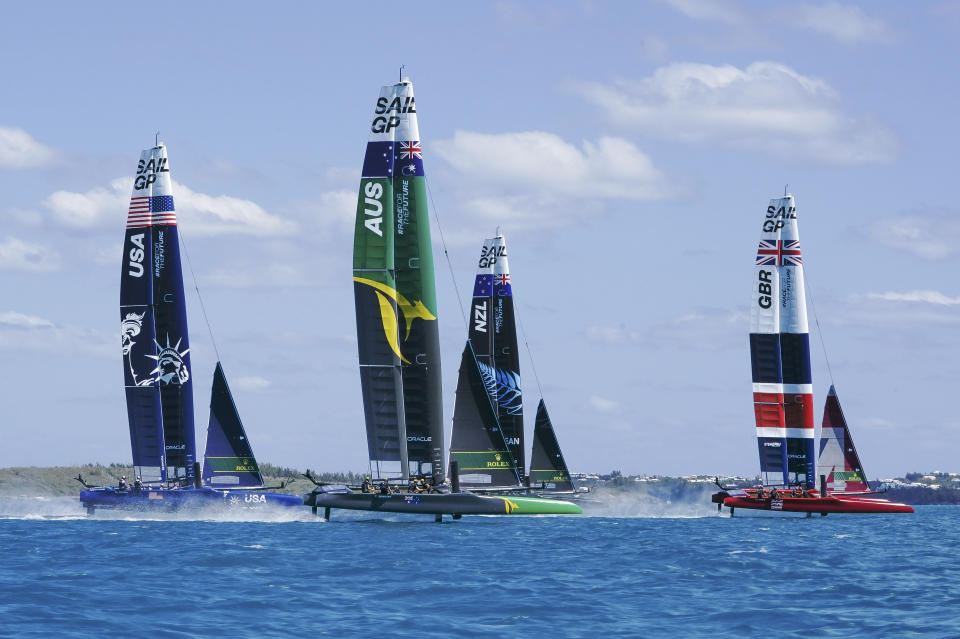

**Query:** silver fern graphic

left=477, top=360, right=522, bottom=415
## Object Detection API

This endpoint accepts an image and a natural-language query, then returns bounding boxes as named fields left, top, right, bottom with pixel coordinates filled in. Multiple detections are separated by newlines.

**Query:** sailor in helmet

left=118, top=475, right=128, bottom=491
left=361, top=475, right=374, bottom=493
left=133, top=476, right=143, bottom=491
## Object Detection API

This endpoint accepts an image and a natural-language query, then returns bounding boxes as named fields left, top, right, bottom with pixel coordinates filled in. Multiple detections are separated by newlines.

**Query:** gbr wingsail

left=353, top=78, right=443, bottom=482
left=120, top=143, right=195, bottom=485
left=749, top=194, right=815, bottom=488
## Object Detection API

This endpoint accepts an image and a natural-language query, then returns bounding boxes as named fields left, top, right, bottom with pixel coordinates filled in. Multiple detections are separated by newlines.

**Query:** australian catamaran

left=302, top=78, right=580, bottom=519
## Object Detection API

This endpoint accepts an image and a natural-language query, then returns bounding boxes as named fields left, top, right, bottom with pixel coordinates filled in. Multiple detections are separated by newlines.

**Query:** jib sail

left=818, top=385, right=870, bottom=493
left=201, top=362, right=264, bottom=488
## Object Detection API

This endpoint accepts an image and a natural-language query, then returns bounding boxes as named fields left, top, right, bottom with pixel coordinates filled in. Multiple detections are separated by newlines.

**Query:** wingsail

left=749, top=194, right=815, bottom=487
left=353, top=78, right=443, bottom=482
left=120, top=143, right=195, bottom=485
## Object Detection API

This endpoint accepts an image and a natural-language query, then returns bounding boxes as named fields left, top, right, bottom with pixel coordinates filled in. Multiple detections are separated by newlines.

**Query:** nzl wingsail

left=120, top=142, right=196, bottom=486
left=818, top=385, right=871, bottom=494
left=201, top=362, right=265, bottom=488
left=353, top=77, right=443, bottom=484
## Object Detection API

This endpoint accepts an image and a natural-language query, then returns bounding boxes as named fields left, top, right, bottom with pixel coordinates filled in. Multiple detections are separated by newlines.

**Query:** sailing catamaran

left=302, top=78, right=580, bottom=519
left=449, top=233, right=576, bottom=494
left=79, top=142, right=301, bottom=513
left=712, top=193, right=911, bottom=515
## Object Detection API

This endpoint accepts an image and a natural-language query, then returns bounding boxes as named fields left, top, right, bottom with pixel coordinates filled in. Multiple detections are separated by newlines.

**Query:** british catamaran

left=79, top=142, right=301, bottom=513
left=449, top=233, right=576, bottom=494
left=712, top=193, right=911, bottom=515
left=302, top=78, right=580, bottom=519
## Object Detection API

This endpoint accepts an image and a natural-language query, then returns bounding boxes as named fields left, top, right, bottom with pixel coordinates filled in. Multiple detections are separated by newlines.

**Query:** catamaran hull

left=721, top=494, right=913, bottom=514
left=303, top=490, right=582, bottom=516
left=79, top=487, right=303, bottom=512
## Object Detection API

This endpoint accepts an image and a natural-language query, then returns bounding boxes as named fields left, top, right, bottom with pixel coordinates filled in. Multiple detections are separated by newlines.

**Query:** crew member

left=133, top=476, right=143, bottom=491
left=379, top=479, right=390, bottom=495
left=118, top=475, right=127, bottom=491
left=361, top=476, right=374, bottom=493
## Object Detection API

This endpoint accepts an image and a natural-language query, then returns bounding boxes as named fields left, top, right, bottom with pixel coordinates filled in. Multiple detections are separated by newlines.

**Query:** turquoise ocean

left=1, top=498, right=957, bottom=638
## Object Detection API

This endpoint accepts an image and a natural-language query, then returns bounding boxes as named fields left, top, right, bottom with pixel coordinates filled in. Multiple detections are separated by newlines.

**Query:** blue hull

left=79, top=487, right=304, bottom=512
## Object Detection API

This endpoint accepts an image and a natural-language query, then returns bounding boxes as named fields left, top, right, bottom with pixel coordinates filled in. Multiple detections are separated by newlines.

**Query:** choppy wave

left=1, top=502, right=957, bottom=637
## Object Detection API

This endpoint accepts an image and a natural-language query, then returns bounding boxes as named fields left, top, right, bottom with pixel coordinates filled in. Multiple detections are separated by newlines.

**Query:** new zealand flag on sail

left=494, top=273, right=512, bottom=297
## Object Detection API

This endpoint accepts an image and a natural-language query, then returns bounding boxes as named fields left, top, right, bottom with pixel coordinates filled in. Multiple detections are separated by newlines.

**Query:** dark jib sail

left=818, top=385, right=870, bottom=493
left=353, top=78, right=443, bottom=482
left=120, top=143, right=195, bottom=485
left=529, top=400, right=573, bottom=491
left=449, top=342, right=522, bottom=487
left=469, top=235, right=524, bottom=477
left=201, top=362, right=264, bottom=488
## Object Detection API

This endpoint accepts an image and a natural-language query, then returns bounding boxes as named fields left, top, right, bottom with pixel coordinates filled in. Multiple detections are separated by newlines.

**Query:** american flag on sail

left=399, top=141, right=422, bottom=160
left=756, top=239, right=802, bottom=266
left=126, top=195, right=177, bottom=228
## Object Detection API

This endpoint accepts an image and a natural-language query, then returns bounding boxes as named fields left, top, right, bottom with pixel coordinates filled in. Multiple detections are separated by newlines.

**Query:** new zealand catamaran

left=302, top=78, right=580, bottom=519
left=449, top=233, right=576, bottom=495
left=79, top=142, right=302, bottom=513
left=712, top=193, right=911, bottom=515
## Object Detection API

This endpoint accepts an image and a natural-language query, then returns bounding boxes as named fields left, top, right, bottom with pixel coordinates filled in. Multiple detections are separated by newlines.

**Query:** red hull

left=723, top=494, right=913, bottom=514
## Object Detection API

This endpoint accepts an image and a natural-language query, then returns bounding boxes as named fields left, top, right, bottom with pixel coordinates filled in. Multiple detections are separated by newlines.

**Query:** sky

left=2, top=1, right=959, bottom=479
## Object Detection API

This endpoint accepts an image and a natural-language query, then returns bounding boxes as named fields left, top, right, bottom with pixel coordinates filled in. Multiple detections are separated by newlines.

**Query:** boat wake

left=579, top=490, right=719, bottom=518
left=0, top=497, right=318, bottom=522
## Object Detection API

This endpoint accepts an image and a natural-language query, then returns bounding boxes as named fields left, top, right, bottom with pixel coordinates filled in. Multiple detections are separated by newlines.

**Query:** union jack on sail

left=756, top=239, right=802, bottom=267
left=399, top=141, right=422, bottom=160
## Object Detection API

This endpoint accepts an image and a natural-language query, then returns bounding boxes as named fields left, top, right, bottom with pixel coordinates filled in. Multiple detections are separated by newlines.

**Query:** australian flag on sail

left=756, top=239, right=802, bottom=266
left=473, top=274, right=494, bottom=297
left=494, top=273, right=512, bottom=297
left=362, top=142, right=395, bottom=178
left=395, top=140, right=424, bottom=177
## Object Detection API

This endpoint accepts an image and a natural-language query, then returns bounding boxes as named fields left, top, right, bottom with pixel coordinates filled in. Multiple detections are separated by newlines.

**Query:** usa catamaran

left=302, top=78, right=580, bottom=519
left=79, top=142, right=302, bottom=513
left=711, top=193, right=911, bottom=515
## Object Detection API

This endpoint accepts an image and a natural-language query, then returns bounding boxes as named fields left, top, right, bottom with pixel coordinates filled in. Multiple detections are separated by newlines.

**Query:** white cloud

left=789, top=2, right=894, bottom=45
left=0, top=311, right=55, bottom=329
left=0, top=237, right=59, bottom=272
left=868, top=291, right=960, bottom=306
left=585, top=324, right=642, bottom=344
left=575, top=61, right=897, bottom=164
left=0, top=126, right=56, bottom=169
left=655, top=0, right=748, bottom=25
left=0, top=310, right=113, bottom=356
left=42, top=177, right=296, bottom=236
left=233, top=376, right=272, bottom=392
left=589, top=395, right=623, bottom=414
left=431, top=131, right=674, bottom=237
left=866, top=212, right=960, bottom=260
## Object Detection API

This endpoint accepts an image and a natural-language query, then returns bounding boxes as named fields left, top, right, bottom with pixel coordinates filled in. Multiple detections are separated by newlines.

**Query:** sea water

left=1, top=498, right=958, bottom=638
